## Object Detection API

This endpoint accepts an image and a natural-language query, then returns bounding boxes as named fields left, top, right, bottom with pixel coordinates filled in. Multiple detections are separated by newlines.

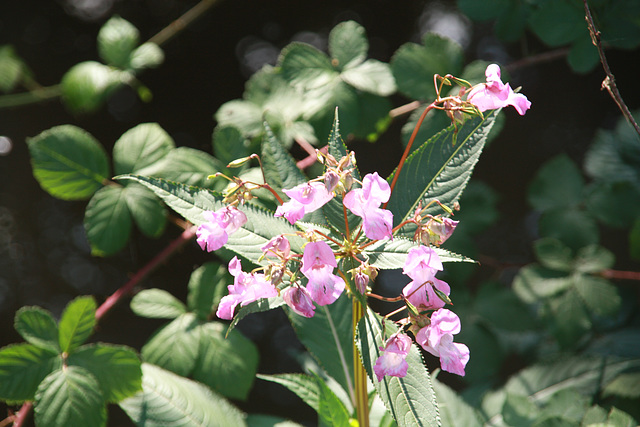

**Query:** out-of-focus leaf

left=113, top=123, right=175, bottom=176
left=538, top=208, right=599, bottom=251
left=534, top=238, right=573, bottom=272
left=61, top=61, right=124, bottom=113
left=574, top=275, right=620, bottom=317
left=0, top=45, right=25, bottom=92
left=279, top=42, right=337, bottom=90
left=528, top=0, right=587, bottom=47
left=123, top=184, right=167, bottom=238
left=97, top=16, right=139, bottom=69
left=528, top=154, right=584, bottom=211
left=129, top=43, right=164, bottom=70
left=328, top=20, right=368, bottom=70
left=340, top=59, right=396, bottom=96
left=572, top=245, right=615, bottom=273
left=432, top=376, right=483, bottom=427
left=585, top=180, right=640, bottom=228
left=513, top=264, right=572, bottom=304
left=187, top=262, right=228, bottom=320
left=213, top=126, right=251, bottom=169
left=84, top=186, right=131, bottom=256
left=130, top=289, right=187, bottom=319
left=260, top=121, right=307, bottom=197
left=603, top=372, right=640, bottom=398
left=14, top=307, right=59, bottom=353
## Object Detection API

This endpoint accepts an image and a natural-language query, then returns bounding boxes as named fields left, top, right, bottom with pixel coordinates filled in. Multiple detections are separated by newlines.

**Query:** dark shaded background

left=1, top=0, right=639, bottom=425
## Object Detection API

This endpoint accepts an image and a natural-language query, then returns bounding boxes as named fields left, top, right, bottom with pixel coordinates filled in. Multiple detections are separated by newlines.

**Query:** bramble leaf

left=131, top=289, right=187, bottom=319
left=187, top=262, right=228, bottom=320
left=58, top=296, right=97, bottom=353
left=113, top=123, right=175, bottom=176
left=60, top=61, right=124, bottom=113
left=97, top=16, right=140, bottom=69
left=329, top=20, right=368, bottom=70
left=14, top=306, right=59, bottom=353
left=0, top=343, right=60, bottom=401
left=84, top=185, right=132, bottom=256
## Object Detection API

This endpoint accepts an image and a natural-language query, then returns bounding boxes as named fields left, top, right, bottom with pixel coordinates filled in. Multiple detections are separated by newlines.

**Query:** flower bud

left=354, top=272, right=369, bottom=294
left=324, top=171, right=340, bottom=193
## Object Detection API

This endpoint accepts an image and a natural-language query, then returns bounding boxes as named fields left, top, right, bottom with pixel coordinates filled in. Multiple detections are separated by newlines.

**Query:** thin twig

left=148, top=0, right=222, bottom=46
left=599, top=269, right=640, bottom=281
left=583, top=0, right=640, bottom=138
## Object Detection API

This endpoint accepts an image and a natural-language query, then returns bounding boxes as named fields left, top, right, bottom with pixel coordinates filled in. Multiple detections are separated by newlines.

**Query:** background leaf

left=123, top=184, right=167, bottom=238
left=14, top=306, right=60, bottom=353
left=113, top=123, right=175, bottom=176
left=279, top=42, right=337, bottom=90
left=260, top=121, right=307, bottom=197
left=131, top=289, right=187, bottom=319
left=0, top=343, right=60, bottom=401
left=27, top=125, right=110, bottom=200
left=58, top=296, right=97, bottom=353
left=84, top=185, right=132, bottom=256
left=187, top=262, right=228, bottom=321
left=528, top=154, right=584, bottom=211
left=60, top=61, right=123, bottom=113
left=97, top=15, right=140, bottom=68
left=432, top=376, right=483, bottom=427
left=328, top=20, right=368, bottom=70
left=119, top=363, right=247, bottom=427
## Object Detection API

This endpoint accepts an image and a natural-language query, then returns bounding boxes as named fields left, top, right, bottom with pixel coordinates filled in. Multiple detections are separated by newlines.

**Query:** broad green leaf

left=585, top=180, right=640, bottom=228
left=119, top=363, right=247, bottom=427
left=316, top=372, right=351, bottom=427
left=340, top=59, right=396, bottom=96
left=142, top=313, right=200, bottom=377
left=279, top=42, right=337, bottom=90
left=534, top=238, right=573, bottom=272
left=287, top=293, right=354, bottom=400
left=260, top=121, right=307, bottom=197
left=365, top=237, right=475, bottom=269
left=14, top=306, right=59, bottom=353
left=528, top=154, right=584, bottom=211
left=494, top=1, right=529, bottom=42
left=605, top=407, right=638, bottom=427
left=116, top=175, right=304, bottom=264
left=192, top=322, right=259, bottom=401
left=68, top=344, right=142, bottom=402
left=58, top=296, right=97, bottom=353
left=391, top=33, right=463, bottom=101
left=0, top=45, right=24, bottom=92
left=357, top=308, right=440, bottom=427
left=187, top=262, right=228, bottom=320
left=432, top=376, right=483, bottom=427
left=603, top=372, right=640, bottom=398
left=124, top=184, right=167, bottom=238
left=97, top=16, right=139, bottom=68
left=113, top=123, right=175, bottom=176
left=501, top=393, right=537, bottom=426
left=573, top=245, right=615, bottom=273
left=131, top=289, right=187, bottom=319
left=27, top=125, right=110, bottom=200
left=215, top=100, right=264, bottom=139
left=307, top=79, right=359, bottom=141
left=213, top=125, right=251, bottom=169
left=60, top=61, right=124, bottom=113
left=387, top=110, right=499, bottom=238
left=538, top=208, right=599, bottom=251
left=329, top=20, right=368, bottom=70
left=547, top=287, right=592, bottom=347
left=84, top=185, right=132, bottom=256
left=130, top=42, right=164, bottom=70
left=538, top=389, right=590, bottom=423
left=567, top=35, right=600, bottom=73
left=528, top=0, right=586, bottom=47
left=257, top=373, right=321, bottom=412
left=0, top=343, right=60, bottom=401
left=513, top=264, right=572, bottom=304
left=227, top=296, right=285, bottom=335
left=573, top=275, right=620, bottom=317
left=34, top=366, right=106, bottom=427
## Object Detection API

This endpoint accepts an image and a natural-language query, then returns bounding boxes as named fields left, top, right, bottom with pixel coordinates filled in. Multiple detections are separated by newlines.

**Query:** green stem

left=353, top=298, right=369, bottom=427
left=0, top=85, right=61, bottom=109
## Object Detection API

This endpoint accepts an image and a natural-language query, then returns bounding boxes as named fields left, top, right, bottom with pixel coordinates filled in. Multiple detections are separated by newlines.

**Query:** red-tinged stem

left=600, top=269, right=640, bottom=281
left=367, top=293, right=403, bottom=303
left=343, top=200, right=351, bottom=241
left=13, top=402, right=32, bottom=427
left=313, top=229, right=342, bottom=246
left=95, top=226, right=197, bottom=321
left=384, top=102, right=436, bottom=208
left=261, top=184, right=284, bottom=205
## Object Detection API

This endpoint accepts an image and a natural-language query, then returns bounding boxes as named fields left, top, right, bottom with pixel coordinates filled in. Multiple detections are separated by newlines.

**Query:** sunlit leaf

left=84, top=185, right=132, bottom=256
left=97, top=16, right=140, bottom=69
left=14, top=306, right=59, bottom=353
left=0, top=343, right=60, bottom=401
left=131, top=289, right=187, bottom=319
left=58, top=296, right=97, bottom=353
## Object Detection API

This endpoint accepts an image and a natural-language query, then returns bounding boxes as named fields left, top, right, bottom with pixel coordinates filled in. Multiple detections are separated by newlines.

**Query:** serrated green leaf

left=60, top=61, right=124, bottom=113
left=130, top=42, right=164, bottom=70
left=528, top=154, right=584, bottom=211
left=603, top=372, right=640, bottom=398
left=123, top=183, right=167, bottom=238
left=192, top=322, right=258, bottom=401
left=573, top=245, right=615, bottom=273
left=547, top=288, right=591, bottom=348
left=391, top=33, right=463, bottom=101
left=131, top=289, right=187, bottom=319
left=341, top=59, right=396, bottom=96
left=0, top=343, right=60, bottom=401
left=227, top=296, right=285, bottom=335
left=141, top=313, right=200, bottom=377
left=84, top=185, right=132, bottom=256
left=261, top=121, right=307, bottom=198
left=113, top=123, right=175, bottom=176
left=187, top=262, right=228, bottom=320
left=329, top=20, right=368, bottom=69
left=258, top=373, right=321, bottom=412
left=585, top=180, right=640, bottom=228
left=35, top=366, right=106, bottom=427
left=27, top=125, right=110, bottom=200
left=14, top=306, right=60, bottom=353
left=316, top=372, right=351, bottom=426
left=432, top=376, right=483, bottom=427
left=365, top=237, right=474, bottom=269
left=357, top=308, right=440, bottom=427
left=512, top=264, right=572, bottom=304
left=574, top=275, right=620, bottom=317
left=58, top=296, right=96, bottom=353
left=97, top=16, right=140, bottom=68
left=528, top=0, right=586, bottom=47
left=287, top=293, right=354, bottom=401
left=67, top=344, right=142, bottom=402
left=119, top=363, right=247, bottom=427
left=387, top=110, right=499, bottom=238
left=116, top=175, right=305, bottom=264
left=279, top=42, right=337, bottom=90
left=534, top=238, right=574, bottom=272
left=538, top=208, right=599, bottom=251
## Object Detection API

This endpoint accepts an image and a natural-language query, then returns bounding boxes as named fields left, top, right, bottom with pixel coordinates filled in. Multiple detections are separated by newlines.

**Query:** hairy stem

left=12, top=402, right=33, bottom=427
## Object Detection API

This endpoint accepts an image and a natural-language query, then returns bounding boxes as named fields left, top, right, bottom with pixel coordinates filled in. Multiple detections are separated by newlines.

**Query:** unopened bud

left=354, top=272, right=369, bottom=294
left=343, top=173, right=354, bottom=192
left=227, top=155, right=255, bottom=168
left=324, top=171, right=340, bottom=193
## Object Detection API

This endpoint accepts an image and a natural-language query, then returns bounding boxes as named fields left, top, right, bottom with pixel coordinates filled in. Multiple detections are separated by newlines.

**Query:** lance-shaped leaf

left=387, top=110, right=499, bottom=239
left=0, top=343, right=60, bottom=401
left=14, top=306, right=60, bottom=353
left=58, top=296, right=97, bottom=353
left=119, top=363, right=246, bottom=427
left=287, top=293, right=354, bottom=404
left=227, top=296, right=285, bottom=336
left=261, top=121, right=307, bottom=197
left=357, top=308, right=440, bottom=427
left=365, top=237, right=475, bottom=269
left=116, top=175, right=304, bottom=264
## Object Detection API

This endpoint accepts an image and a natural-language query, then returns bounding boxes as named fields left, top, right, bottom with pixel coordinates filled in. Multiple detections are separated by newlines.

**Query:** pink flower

left=402, top=277, right=450, bottom=311
left=216, top=257, right=278, bottom=320
left=261, top=235, right=291, bottom=259
left=373, top=333, right=412, bottom=382
left=283, top=286, right=315, bottom=318
left=403, top=245, right=443, bottom=280
left=301, top=241, right=345, bottom=305
left=275, top=181, right=334, bottom=224
left=467, top=64, right=531, bottom=115
left=415, top=309, right=469, bottom=376
left=426, top=217, right=459, bottom=246
left=196, top=206, right=247, bottom=252
left=344, top=172, right=394, bottom=240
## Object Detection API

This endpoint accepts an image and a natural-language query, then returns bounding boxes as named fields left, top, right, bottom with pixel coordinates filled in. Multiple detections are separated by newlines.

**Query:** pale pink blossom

left=196, top=206, right=247, bottom=252
left=403, top=245, right=443, bottom=280
left=261, top=235, right=291, bottom=259
left=275, top=181, right=333, bottom=224
left=344, top=172, right=394, bottom=240
left=216, top=257, right=278, bottom=320
left=301, top=241, right=345, bottom=305
left=415, top=309, right=469, bottom=376
left=373, top=333, right=412, bottom=382
left=402, top=277, right=450, bottom=311
left=467, top=64, right=531, bottom=115
left=427, top=217, right=459, bottom=246
left=283, top=286, right=316, bottom=318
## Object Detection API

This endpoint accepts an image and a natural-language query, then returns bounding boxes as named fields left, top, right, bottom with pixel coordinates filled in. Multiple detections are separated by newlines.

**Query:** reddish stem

left=384, top=102, right=436, bottom=208
left=95, top=226, right=197, bottom=321
left=600, top=269, right=640, bottom=281
left=13, top=402, right=32, bottom=427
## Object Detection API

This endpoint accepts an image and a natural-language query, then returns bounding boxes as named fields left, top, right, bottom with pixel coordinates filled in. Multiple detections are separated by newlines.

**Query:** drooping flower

left=275, top=181, right=333, bottom=224
left=301, top=241, right=345, bottom=305
left=402, top=245, right=450, bottom=311
left=196, top=206, right=247, bottom=252
left=261, top=234, right=291, bottom=259
left=283, top=286, right=316, bottom=318
left=373, top=332, right=412, bottom=382
left=216, top=257, right=278, bottom=320
left=344, top=172, right=394, bottom=240
left=422, top=217, right=459, bottom=246
left=415, top=308, right=469, bottom=376
left=467, top=64, right=531, bottom=116
left=403, top=245, right=443, bottom=280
